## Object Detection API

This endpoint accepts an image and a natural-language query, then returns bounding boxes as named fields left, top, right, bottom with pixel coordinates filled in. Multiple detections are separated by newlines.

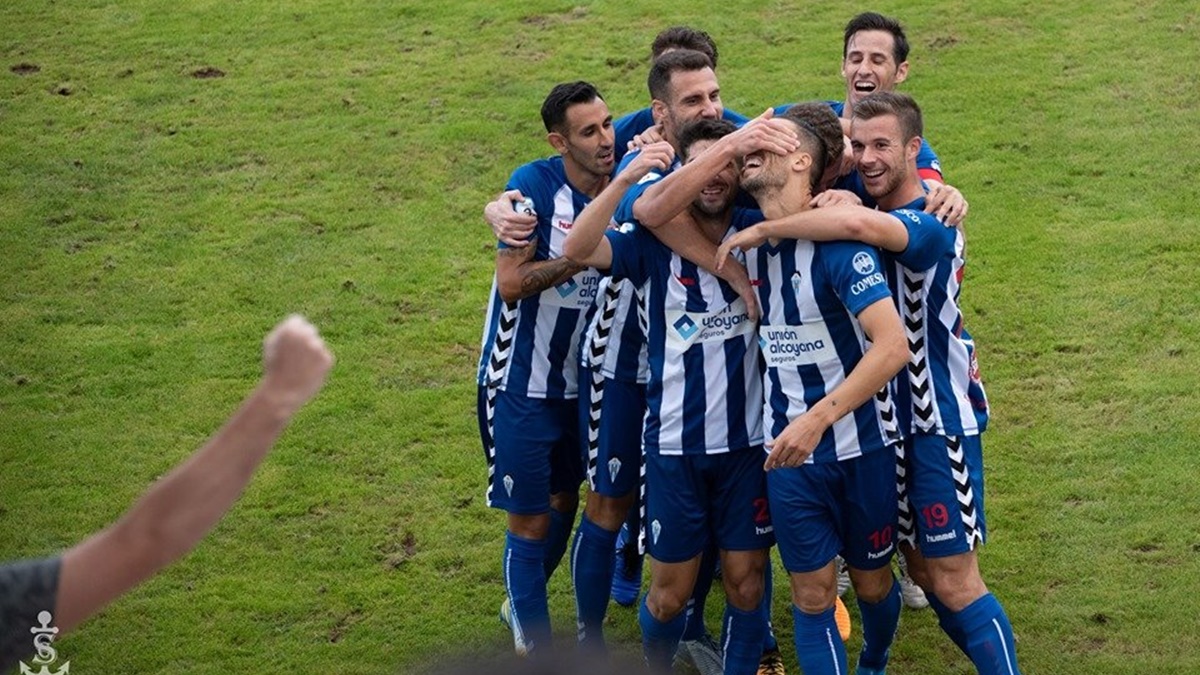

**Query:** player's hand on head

left=485, top=190, right=538, bottom=247
left=262, top=315, right=334, bottom=413
left=924, top=182, right=968, bottom=227
left=810, top=189, right=862, bottom=209
left=731, top=110, right=799, bottom=157
left=628, top=124, right=664, bottom=151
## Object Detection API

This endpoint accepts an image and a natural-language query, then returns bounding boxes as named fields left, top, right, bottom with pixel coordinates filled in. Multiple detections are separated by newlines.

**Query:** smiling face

left=842, top=29, right=909, bottom=110
left=850, top=112, right=919, bottom=206
left=683, top=138, right=738, bottom=217
left=551, top=98, right=616, bottom=179
left=656, top=67, right=723, bottom=148
left=739, top=146, right=787, bottom=199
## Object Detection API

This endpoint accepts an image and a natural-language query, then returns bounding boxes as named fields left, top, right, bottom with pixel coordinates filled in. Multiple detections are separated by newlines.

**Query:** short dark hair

left=541, top=81, right=603, bottom=133
left=647, top=49, right=713, bottom=103
left=852, top=91, right=924, bottom=143
left=651, top=26, right=719, bottom=68
left=843, top=12, right=910, bottom=64
left=677, top=118, right=738, bottom=162
left=780, top=103, right=843, bottom=190
left=776, top=109, right=831, bottom=193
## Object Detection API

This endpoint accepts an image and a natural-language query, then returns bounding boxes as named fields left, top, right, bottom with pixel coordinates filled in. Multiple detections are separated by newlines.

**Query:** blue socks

left=856, top=575, right=901, bottom=671
left=721, top=603, right=768, bottom=675
left=640, top=594, right=688, bottom=672
left=792, top=604, right=848, bottom=675
left=957, top=593, right=1021, bottom=675
left=926, top=592, right=969, bottom=655
left=543, top=506, right=575, bottom=579
left=681, top=544, right=719, bottom=640
left=570, top=516, right=619, bottom=651
left=504, top=531, right=552, bottom=653
left=761, top=562, right=778, bottom=652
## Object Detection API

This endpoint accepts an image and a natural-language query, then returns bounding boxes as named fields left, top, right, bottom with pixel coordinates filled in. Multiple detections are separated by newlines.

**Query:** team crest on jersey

left=651, top=519, right=662, bottom=545
left=607, top=457, right=622, bottom=481
left=672, top=314, right=699, bottom=340
left=556, top=277, right=579, bottom=298
left=853, top=252, right=876, bottom=275
left=503, top=474, right=515, bottom=497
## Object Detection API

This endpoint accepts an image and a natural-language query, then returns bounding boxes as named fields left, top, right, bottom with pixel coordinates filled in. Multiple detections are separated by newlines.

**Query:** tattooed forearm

left=521, top=257, right=585, bottom=296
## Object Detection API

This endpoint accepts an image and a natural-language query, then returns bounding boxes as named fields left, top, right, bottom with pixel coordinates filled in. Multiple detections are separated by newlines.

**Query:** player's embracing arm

left=563, top=142, right=675, bottom=271
left=718, top=204, right=946, bottom=270
left=493, top=168, right=587, bottom=302
left=495, top=244, right=585, bottom=303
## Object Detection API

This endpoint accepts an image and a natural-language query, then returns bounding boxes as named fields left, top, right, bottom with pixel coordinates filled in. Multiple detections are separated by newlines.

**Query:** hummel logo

left=503, top=475, right=515, bottom=497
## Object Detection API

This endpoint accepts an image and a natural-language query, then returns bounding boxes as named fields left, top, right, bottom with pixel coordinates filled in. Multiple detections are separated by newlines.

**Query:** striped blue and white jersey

left=747, top=237, right=902, bottom=463
left=606, top=209, right=765, bottom=457
left=477, top=156, right=602, bottom=399
left=578, top=274, right=649, bottom=384
left=575, top=146, right=686, bottom=386
left=883, top=197, right=989, bottom=435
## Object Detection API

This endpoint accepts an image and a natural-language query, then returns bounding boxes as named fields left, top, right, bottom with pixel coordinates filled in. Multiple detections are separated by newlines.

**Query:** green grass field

left=2, top=1, right=1198, bottom=672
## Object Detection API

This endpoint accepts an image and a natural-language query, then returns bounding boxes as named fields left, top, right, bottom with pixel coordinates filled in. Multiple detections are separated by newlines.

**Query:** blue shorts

left=479, top=386, right=583, bottom=515
left=768, top=447, right=898, bottom=573
left=578, top=371, right=644, bottom=497
left=644, top=447, right=774, bottom=563
left=898, top=433, right=987, bottom=557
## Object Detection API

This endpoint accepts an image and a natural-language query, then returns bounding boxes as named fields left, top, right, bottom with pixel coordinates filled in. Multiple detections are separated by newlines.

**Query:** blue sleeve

left=771, top=103, right=794, bottom=116
left=821, top=241, right=892, bottom=315
left=613, top=108, right=656, bottom=166
left=502, top=161, right=552, bottom=255
left=916, top=138, right=942, bottom=177
left=606, top=226, right=651, bottom=285
left=890, top=208, right=954, bottom=271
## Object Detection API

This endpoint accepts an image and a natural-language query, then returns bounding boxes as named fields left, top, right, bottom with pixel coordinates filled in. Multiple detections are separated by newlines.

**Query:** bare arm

left=55, top=316, right=333, bottom=632
left=632, top=111, right=799, bottom=229
left=484, top=190, right=538, bottom=247
left=764, top=299, right=908, bottom=470
left=716, top=205, right=910, bottom=267
left=495, top=243, right=586, bottom=303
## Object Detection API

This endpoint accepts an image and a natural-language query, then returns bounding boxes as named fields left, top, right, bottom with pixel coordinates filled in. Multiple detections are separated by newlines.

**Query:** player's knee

left=849, top=565, right=895, bottom=603
left=583, top=492, right=634, bottom=530
left=549, top=491, right=579, bottom=514
left=926, top=554, right=988, bottom=608
left=791, top=574, right=837, bottom=614
left=507, top=512, right=551, bottom=540
left=645, top=585, right=689, bottom=621
left=722, top=573, right=764, bottom=611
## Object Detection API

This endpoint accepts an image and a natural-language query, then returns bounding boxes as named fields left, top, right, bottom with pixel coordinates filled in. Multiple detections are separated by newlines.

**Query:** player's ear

left=894, top=60, right=909, bottom=85
left=546, top=130, right=567, bottom=154
left=906, top=135, right=922, bottom=163
left=790, top=150, right=812, bottom=175
left=651, top=99, right=668, bottom=126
